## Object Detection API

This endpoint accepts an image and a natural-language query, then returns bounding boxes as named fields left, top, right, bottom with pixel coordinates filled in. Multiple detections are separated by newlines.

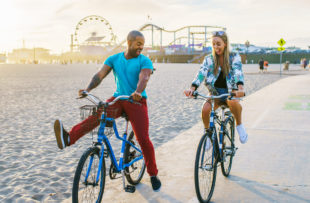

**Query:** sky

left=1, top=0, right=310, bottom=54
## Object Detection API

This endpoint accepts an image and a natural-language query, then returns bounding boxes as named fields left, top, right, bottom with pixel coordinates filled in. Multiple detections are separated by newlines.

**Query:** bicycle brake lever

left=128, top=96, right=134, bottom=103
left=228, top=92, right=236, bottom=100
left=76, top=96, right=86, bottom=99
left=128, top=96, right=142, bottom=106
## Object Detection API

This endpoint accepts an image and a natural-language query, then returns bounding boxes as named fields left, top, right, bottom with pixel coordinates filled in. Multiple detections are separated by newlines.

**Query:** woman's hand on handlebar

left=232, top=90, right=244, bottom=98
left=184, top=87, right=196, bottom=97
left=233, top=85, right=245, bottom=98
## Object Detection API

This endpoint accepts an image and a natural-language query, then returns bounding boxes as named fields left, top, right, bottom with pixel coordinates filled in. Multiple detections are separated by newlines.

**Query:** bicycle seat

left=219, top=101, right=229, bottom=109
left=219, top=103, right=232, bottom=117
left=121, top=112, right=129, bottom=121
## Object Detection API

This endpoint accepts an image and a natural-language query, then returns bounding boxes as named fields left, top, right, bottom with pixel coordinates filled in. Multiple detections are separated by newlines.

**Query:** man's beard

left=130, top=48, right=142, bottom=57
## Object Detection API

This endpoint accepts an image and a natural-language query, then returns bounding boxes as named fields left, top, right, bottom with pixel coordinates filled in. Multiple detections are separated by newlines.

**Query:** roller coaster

left=70, top=15, right=225, bottom=52
left=139, top=24, right=225, bottom=48
left=111, top=24, right=226, bottom=51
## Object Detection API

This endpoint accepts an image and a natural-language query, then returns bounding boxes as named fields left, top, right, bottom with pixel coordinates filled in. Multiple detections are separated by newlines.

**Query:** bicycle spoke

left=221, top=118, right=235, bottom=177
left=73, top=147, right=105, bottom=203
left=124, top=131, right=146, bottom=185
left=195, top=134, right=217, bottom=202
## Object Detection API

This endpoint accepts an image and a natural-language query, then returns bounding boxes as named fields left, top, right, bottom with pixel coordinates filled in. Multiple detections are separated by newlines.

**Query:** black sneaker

left=150, top=176, right=161, bottom=192
left=54, top=119, right=69, bottom=149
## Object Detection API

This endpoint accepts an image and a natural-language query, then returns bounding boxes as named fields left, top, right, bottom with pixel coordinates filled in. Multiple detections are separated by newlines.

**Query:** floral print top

left=192, top=52, right=244, bottom=95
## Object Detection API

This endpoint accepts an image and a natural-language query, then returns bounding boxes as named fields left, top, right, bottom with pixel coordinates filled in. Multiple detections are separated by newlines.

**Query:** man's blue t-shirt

left=104, top=52, right=153, bottom=98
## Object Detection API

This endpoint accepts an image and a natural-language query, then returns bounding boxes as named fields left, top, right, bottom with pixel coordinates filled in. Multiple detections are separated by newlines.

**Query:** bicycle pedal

left=125, top=185, right=136, bottom=193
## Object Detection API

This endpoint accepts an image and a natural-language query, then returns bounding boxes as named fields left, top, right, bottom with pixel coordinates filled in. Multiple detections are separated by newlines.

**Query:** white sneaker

left=236, top=124, right=248, bottom=144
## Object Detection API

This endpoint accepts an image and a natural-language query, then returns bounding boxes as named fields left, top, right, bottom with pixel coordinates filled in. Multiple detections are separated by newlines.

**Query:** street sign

left=278, top=38, right=286, bottom=47
left=277, top=38, right=286, bottom=77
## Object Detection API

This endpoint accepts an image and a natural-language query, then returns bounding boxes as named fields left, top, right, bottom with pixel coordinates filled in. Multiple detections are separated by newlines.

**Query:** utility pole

left=245, top=40, right=250, bottom=64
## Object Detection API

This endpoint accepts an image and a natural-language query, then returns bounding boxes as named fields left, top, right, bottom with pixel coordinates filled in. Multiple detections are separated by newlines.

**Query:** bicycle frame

left=210, top=100, right=234, bottom=163
left=84, top=110, right=143, bottom=185
left=196, top=92, right=234, bottom=168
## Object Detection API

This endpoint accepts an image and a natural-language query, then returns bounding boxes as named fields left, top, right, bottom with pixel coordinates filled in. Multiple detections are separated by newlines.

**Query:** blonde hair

left=212, top=32, right=230, bottom=77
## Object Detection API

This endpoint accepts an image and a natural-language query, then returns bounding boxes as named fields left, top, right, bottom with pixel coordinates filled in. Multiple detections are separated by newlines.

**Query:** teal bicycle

left=72, top=92, right=146, bottom=203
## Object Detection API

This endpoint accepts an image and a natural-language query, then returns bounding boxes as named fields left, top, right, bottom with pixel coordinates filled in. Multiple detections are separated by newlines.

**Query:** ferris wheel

left=74, top=15, right=117, bottom=47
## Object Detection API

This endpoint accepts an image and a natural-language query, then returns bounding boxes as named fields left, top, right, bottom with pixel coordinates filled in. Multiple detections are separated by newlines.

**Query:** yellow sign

left=278, top=38, right=286, bottom=47
left=278, top=47, right=285, bottom=51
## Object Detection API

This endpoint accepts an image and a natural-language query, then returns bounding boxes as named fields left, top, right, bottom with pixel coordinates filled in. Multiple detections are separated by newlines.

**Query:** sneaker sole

left=54, top=120, right=64, bottom=149
left=240, top=135, right=248, bottom=144
left=153, top=188, right=161, bottom=192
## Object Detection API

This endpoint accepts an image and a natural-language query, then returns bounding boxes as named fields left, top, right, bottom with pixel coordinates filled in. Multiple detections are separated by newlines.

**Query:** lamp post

left=245, top=40, right=250, bottom=64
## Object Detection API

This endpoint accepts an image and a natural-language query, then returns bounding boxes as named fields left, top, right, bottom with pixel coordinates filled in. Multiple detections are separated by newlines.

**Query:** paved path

left=63, top=73, right=310, bottom=203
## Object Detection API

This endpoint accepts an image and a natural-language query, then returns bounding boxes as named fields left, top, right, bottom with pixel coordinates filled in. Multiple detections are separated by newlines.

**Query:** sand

left=0, top=63, right=301, bottom=202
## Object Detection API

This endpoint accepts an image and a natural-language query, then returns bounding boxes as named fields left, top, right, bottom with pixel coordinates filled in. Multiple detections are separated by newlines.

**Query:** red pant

left=69, top=97, right=158, bottom=176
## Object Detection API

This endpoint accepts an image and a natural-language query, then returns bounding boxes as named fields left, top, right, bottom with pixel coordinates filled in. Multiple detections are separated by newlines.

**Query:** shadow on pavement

left=228, top=175, right=310, bottom=202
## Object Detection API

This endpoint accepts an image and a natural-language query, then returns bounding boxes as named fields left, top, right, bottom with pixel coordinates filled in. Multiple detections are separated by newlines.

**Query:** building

left=7, top=48, right=51, bottom=64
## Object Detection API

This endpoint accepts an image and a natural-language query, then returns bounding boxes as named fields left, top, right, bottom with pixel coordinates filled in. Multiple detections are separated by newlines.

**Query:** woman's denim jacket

left=192, top=52, right=244, bottom=95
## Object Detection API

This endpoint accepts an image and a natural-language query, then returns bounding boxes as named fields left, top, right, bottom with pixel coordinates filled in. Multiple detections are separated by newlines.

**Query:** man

left=53, top=30, right=161, bottom=191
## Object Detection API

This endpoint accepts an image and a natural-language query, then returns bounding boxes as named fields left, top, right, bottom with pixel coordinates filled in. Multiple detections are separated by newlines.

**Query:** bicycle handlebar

left=79, top=91, right=132, bottom=107
left=192, top=91, right=236, bottom=100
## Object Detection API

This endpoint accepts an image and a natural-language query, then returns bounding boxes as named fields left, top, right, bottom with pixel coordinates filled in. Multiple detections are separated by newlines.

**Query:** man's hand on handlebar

left=78, top=89, right=89, bottom=98
left=131, top=91, right=142, bottom=101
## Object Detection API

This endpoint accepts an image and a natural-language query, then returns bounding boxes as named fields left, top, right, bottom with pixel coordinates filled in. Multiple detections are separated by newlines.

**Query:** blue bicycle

left=193, top=91, right=238, bottom=203
left=72, top=92, right=146, bottom=203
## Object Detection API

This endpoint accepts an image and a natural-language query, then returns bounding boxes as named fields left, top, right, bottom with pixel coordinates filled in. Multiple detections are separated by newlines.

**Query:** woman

left=184, top=31, right=248, bottom=144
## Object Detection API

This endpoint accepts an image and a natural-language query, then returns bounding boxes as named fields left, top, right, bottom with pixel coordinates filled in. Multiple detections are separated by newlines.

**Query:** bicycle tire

left=221, top=117, right=235, bottom=177
left=194, top=132, right=218, bottom=203
left=124, top=131, right=146, bottom=185
left=72, top=146, right=106, bottom=203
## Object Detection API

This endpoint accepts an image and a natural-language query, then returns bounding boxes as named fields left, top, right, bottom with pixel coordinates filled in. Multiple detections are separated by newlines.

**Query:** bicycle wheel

left=72, top=146, right=106, bottom=203
left=124, top=131, right=146, bottom=185
left=221, top=117, right=235, bottom=177
left=194, top=132, right=217, bottom=203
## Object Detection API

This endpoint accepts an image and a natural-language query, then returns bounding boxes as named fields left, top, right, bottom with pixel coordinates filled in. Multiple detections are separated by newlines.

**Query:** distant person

left=303, top=58, right=308, bottom=70
left=263, top=60, right=269, bottom=73
left=284, top=61, right=290, bottom=71
left=258, top=58, right=264, bottom=73
left=53, top=30, right=161, bottom=191
left=184, top=31, right=248, bottom=144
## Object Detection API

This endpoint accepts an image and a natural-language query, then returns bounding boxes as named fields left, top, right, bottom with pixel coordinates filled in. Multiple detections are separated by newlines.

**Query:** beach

left=0, top=63, right=303, bottom=202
